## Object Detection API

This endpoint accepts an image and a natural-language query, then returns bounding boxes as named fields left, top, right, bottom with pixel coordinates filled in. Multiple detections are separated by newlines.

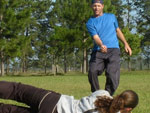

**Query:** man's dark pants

left=88, top=48, right=120, bottom=95
left=0, top=81, right=61, bottom=113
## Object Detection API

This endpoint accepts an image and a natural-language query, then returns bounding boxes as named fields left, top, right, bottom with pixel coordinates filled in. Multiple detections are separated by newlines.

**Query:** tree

left=0, top=0, right=33, bottom=76
left=134, top=0, right=150, bottom=69
left=31, top=0, right=53, bottom=74
left=51, top=0, right=92, bottom=74
left=111, top=0, right=124, bottom=28
left=52, top=27, right=78, bottom=73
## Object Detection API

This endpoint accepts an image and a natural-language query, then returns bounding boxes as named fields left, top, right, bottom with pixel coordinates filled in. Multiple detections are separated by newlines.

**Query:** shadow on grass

left=5, top=72, right=65, bottom=77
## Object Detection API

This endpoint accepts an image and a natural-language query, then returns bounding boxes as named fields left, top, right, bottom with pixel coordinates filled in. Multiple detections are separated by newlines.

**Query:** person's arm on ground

left=116, top=28, right=132, bottom=56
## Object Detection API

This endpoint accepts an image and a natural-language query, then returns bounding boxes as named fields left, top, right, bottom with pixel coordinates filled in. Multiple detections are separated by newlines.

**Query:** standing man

left=86, top=0, right=132, bottom=95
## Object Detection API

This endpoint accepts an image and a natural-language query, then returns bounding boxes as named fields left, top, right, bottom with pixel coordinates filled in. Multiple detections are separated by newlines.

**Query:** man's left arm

left=116, top=28, right=132, bottom=56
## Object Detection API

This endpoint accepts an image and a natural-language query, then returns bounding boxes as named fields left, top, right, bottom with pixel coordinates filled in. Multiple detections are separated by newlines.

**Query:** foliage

left=111, top=0, right=124, bottom=28
left=104, top=0, right=116, bottom=14
left=134, top=0, right=150, bottom=47
left=0, top=0, right=32, bottom=58
left=120, top=27, right=143, bottom=57
left=133, top=0, right=150, bottom=69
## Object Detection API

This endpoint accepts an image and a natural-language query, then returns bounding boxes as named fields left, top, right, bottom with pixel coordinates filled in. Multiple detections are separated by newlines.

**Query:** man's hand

left=92, top=35, right=107, bottom=53
left=100, top=45, right=107, bottom=53
left=125, top=44, right=132, bottom=56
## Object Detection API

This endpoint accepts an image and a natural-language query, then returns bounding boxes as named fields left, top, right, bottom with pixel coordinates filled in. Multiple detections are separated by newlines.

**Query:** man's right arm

left=86, top=20, right=107, bottom=53
left=93, top=35, right=107, bottom=53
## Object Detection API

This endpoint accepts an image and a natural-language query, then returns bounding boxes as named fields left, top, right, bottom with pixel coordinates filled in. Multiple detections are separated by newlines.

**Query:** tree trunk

left=64, top=50, right=67, bottom=73
left=139, top=57, right=142, bottom=70
left=80, top=64, right=82, bottom=72
left=83, top=48, right=87, bottom=74
left=69, top=66, right=71, bottom=72
left=83, top=32, right=88, bottom=74
left=44, top=59, right=47, bottom=74
left=148, top=57, right=150, bottom=70
left=52, top=64, right=56, bottom=75
left=52, top=55, right=57, bottom=75
left=0, top=14, right=4, bottom=76
left=25, top=57, right=28, bottom=72
left=127, top=57, right=131, bottom=71
left=127, top=0, right=130, bottom=29
left=0, top=14, right=3, bottom=34
left=0, top=51, right=5, bottom=76
left=86, top=51, right=89, bottom=72
left=22, top=56, right=26, bottom=73
left=24, top=27, right=29, bottom=73
left=5, top=57, right=9, bottom=75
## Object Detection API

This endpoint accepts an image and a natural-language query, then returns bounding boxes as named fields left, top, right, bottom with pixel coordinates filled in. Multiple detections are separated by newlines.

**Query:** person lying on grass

left=0, top=81, right=138, bottom=113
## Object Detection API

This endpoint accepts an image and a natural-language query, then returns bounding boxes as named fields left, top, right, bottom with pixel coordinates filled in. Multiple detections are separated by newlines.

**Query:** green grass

left=0, top=70, right=150, bottom=113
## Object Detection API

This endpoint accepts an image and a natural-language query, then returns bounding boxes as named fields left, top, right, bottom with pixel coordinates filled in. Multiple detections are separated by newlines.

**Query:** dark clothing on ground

left=0, top=81, right=61, bottom=113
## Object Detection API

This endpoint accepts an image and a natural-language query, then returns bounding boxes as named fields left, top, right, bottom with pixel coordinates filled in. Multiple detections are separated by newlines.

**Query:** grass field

left=0, top=70, right=150, bottom=113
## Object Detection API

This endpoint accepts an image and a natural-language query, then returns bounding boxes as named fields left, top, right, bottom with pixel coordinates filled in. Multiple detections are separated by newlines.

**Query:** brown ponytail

left=94, top=96, right=113, bottom=113
left=109, top=95, right=125, bottom=113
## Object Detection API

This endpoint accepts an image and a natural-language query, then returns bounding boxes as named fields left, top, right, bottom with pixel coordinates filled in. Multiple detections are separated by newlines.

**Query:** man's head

left=91, top=0, right=104, bottom=17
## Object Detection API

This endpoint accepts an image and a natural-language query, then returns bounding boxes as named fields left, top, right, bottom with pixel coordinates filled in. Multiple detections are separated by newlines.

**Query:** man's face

left=92, top=3, right=104, bottom=17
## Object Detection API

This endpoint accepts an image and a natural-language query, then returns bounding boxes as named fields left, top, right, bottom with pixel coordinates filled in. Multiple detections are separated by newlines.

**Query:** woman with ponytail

left=0, top=81, right=138, bottom=113
left=94, top=90, right=139, bottom=113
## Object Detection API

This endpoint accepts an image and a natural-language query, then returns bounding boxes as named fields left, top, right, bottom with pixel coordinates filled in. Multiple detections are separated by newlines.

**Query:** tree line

left=0, top=0, right=149, bottom=76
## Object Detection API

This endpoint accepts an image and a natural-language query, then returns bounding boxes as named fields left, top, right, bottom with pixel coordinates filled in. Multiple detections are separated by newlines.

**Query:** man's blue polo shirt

left=86, top=13, right=120, bottom=51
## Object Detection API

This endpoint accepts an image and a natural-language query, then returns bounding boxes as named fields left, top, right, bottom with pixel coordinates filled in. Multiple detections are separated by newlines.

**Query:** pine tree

left=51, top=0, right=92, bottom=73
left=111, top=0, right=124, bottom=28
left=134, top=0, right=150, bottom=69
left=0, top=0, right=33, bottom=75
left=32, top=0, right=53, bottom=74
